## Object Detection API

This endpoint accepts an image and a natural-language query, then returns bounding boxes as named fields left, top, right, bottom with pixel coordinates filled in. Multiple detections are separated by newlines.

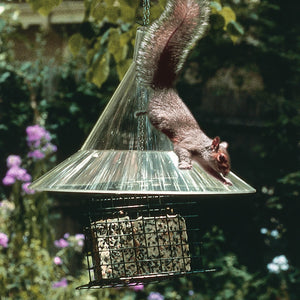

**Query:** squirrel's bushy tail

left=136, top=0, right=210, bottom=89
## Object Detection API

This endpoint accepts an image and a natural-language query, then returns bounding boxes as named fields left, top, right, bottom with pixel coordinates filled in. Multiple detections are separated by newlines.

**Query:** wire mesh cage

left=77, top=195, right=216, bottom=289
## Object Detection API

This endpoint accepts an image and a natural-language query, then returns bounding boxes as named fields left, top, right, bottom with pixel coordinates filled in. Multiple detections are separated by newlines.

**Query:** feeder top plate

left=29, top=149, right=255, bottom=195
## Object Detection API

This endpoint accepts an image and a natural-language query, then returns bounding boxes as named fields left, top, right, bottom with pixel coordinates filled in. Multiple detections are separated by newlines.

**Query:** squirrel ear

left=220, top=141, right=228, bottom=149
left=211, top=136, right=220, bottom=151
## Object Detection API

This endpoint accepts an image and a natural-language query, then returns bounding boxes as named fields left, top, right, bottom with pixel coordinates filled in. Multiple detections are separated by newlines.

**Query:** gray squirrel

left=136, top=0, right=232, bottom=185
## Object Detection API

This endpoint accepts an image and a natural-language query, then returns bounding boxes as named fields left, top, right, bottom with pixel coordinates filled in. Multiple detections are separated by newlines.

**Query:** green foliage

left=66, top=0, right=243, bottom=87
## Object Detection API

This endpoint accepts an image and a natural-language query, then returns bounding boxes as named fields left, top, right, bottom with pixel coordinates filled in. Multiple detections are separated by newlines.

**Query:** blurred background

left=0, top=0, right=299, bottom=299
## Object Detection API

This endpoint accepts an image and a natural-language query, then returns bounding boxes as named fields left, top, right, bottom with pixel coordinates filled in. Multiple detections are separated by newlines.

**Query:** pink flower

left=53, top=256, right=63, bottom=265
left=75, top=234, right=85, bottom=240
left=22, top=182, right=35, bottom=194
left=52, top=278, right=68, bottom=288
left=42, top=143, right=57, bottom=153
left=54, top=238, right=69, bottom=248
left=28, top=149, right=45, bottom=160
left=148, top=292, right=164, bottom=300
left=77, top=239, right=84, bottom=247
left=6, top=166, right=31, bottom=182
left=0, top=232, right=9, bottom=248
left=130, top=283, right=144, bottom=291
left=26, top=125, right=48, bottom=142
left=2, top=175, right=15, bottom=186
left=6, top=155, right=22, bottom=168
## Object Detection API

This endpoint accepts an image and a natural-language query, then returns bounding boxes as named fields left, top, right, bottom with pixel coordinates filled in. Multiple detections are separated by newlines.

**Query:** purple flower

left=6, top=166, right=31, bottom=182
left=147, top=292, right=164, bottom=300
left=54, top=238, right=69, bottom=248
left=2, top=175, right=15, bottom=186
left=75, top=234, right=85, bottom=240
left=130, top=283, right=144, bottom=291
left=53, top=256, right=63, bottom=265
left=63, top=233, right=70, bottom=239
left=52, top=277, right=68, bottom=288
left=0, top=232, right=9, bottom=248
left=6, top=155, right=22, bottom=168
left=42, top=143, right=57, bottom=153
left=26, top=125, right=48, bottom=143
left=22, top=182, right=35, bottom=195
left=28, top=150, right=45, bottom=160
left=77, top=239, right=84, bottom=247
left=2, top=165, right=31, bottom=186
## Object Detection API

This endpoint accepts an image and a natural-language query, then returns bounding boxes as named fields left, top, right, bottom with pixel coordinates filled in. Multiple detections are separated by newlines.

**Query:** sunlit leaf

left=88, top=52, right=110, bottom=88
left=220, top=6, right=236, bottom=27
left=105, top=0, right=120, bottom=22
left=120, top=4, right=137, bottom=23
left=68, top=33, right=84, bottom=56
left=116, top=58, right=132, bottom=80
left=90, top=1, right=106, bottom=21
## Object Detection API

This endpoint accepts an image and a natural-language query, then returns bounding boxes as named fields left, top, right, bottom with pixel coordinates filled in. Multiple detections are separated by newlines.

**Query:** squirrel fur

left=136, top=0, right=232, bottom=185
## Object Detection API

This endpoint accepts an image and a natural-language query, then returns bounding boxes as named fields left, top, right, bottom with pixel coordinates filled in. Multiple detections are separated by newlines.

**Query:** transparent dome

left=30, top=27, right=255, bottom=195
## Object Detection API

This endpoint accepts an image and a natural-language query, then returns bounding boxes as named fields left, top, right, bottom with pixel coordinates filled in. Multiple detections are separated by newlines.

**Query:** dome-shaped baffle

left=29, top=27, right=255, bottom=195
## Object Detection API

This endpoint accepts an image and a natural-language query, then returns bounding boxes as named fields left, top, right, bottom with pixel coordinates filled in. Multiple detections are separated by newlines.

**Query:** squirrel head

left=211, top=136, right=231, bottom=176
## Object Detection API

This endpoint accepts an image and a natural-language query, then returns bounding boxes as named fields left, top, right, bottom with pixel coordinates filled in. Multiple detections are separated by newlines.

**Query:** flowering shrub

left=26, top=125, right=57, bottom=160
left=0, top=124, right=59, bottom=299
left=267, top=255, right=289, bottom=274
left=2, top=155, right=31, bottom=187
left=2, top=125, right=57, bottom=196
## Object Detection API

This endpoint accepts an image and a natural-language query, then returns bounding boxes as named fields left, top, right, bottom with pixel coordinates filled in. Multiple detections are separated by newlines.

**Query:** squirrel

left=136, top=0, right=232, bottom=185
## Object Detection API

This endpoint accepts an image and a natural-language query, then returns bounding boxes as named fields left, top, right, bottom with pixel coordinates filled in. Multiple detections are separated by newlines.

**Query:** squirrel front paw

left=223, top=177, right=233, bottom=186
left=178, top=161, right=193, bottom=170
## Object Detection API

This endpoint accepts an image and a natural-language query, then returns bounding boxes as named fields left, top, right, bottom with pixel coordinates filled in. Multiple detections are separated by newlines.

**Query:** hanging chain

left=142, top=0, right=150, bottom=26
left=137, top=87, right=147, bottom=152
left=136, top=0, right=150, bottom=154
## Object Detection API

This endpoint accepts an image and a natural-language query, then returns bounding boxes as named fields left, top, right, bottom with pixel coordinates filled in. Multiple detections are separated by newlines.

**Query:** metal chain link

left=143, top=0, right=150, bottom=26
left=137, top=87, right=147, bottom=151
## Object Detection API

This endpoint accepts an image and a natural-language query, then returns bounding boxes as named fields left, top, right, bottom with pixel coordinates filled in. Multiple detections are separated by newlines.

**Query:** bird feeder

left=30, top=27, right=255, bottom=289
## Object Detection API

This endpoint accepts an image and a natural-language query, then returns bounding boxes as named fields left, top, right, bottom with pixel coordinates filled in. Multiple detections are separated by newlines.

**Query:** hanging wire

left=142, top=0, right=150, bottom=26
left=137, top=0, right=150, bottom=152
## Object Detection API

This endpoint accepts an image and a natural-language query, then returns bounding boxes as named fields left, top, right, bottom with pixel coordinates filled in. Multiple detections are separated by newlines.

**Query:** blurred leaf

left=227, top=20, right=245, bottom=36
left=279, top=171, right=300, bottom=186
left=105, top=0, right=120, bottom=22
left=0, top=19, right=6, bottom=32
left=68, top=33, right=84, bottom=56
left=119, top=1, right=138, bottom=23
left=88, top=52, right=110, bottom=88
left=211, top=1, right=222, bottom=13
left=116, top=58, right=132, bottom=80
left=220, top=6, right=236, bottom=27
left=108, top=28, right=128, bottom=63
left=210, top=13, right=226, bottom=30
left=90, top=1, right=106, bottom=21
